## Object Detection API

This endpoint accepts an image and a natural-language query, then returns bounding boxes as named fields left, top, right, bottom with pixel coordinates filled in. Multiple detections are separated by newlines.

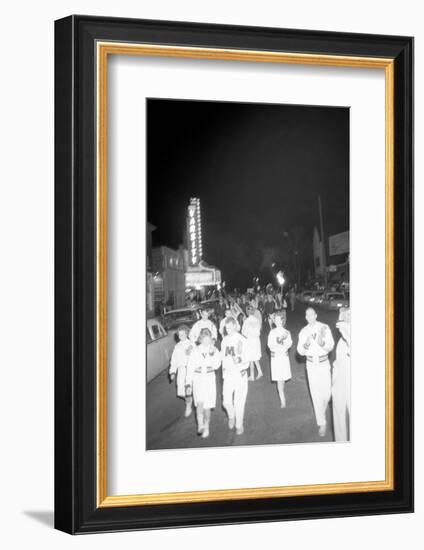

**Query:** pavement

left=146, top=303, right=340, bottom=451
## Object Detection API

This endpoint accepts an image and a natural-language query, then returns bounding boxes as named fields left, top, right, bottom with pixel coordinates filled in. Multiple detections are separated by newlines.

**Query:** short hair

left=177, top=324, right=190, bottom=335
left=199, top=328, right=212, bottom=340
left=306, top=307, right=317, bottom=315
left=274, top=310, right=286, bottom=321
left=225, top=316, right=237, bottom=326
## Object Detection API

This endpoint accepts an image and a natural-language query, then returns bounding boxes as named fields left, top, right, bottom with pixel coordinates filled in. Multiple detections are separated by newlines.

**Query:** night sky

left=147, top=98, right=349, bottom=290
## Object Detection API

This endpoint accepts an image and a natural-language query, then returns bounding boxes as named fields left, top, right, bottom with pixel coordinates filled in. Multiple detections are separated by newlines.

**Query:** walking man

left=297, top=307, right=335, bottom=437
left=332, top=307, right=351, bottom=441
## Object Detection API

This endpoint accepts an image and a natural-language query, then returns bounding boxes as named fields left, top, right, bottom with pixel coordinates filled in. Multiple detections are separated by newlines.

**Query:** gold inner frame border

left=96, top=42, right=394, bottom=508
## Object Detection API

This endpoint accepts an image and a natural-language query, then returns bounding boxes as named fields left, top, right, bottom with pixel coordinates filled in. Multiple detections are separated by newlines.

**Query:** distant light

left=276, top=271, right=285, bottom=286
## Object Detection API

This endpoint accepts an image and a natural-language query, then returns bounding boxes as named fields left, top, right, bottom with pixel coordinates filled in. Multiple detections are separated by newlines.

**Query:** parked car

left=146, top=318, right=176, bottom=382
left=308, top=290, right=325, bottom=305
left=297, top=290, right=313, bottom=304
left=162, top=306, right=201, bottom=331
left=321, top=292, right=349, bottom=311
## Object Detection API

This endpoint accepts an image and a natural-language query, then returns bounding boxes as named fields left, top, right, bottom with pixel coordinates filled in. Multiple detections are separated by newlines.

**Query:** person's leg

left=332, top=385, right=347, bottom=441
left=255, top=360, right=263, bottom=379
left=202, top=408, right=211, bottom=438
left=306, top=366, right=327, bottom=432
left=184, top=394, right=193, bottom=416
left=312, top=364, right=332, bottom=436
left=332, top=371, right=349, bottom=441
left=234, top=374, right=249, bottom=434
left=249, top=361, right=255, bottom=381
left=222, top=377, right=236, bottom=429
left=276, top=380, right=286, bottom=408
left=196, top=401, right=204, bottom=435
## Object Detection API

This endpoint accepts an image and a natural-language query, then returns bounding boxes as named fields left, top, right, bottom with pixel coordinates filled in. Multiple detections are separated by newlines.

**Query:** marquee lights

left=187, top=197, right=203, bottom=266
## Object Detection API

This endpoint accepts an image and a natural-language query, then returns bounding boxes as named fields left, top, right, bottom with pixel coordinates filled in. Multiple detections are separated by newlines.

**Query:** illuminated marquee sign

left=187, top=197, right=203, bottom=265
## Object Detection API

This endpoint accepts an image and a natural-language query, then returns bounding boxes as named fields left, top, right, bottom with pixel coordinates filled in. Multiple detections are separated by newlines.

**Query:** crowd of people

left=168, top=288, right=351, bottom=443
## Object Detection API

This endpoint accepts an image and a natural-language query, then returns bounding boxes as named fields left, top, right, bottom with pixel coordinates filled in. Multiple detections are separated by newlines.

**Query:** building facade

left=146, top=222, right=156, bottom=318
left=312, top=226, right=349, bottom=286
left=151, top=246, right=186, bottom=312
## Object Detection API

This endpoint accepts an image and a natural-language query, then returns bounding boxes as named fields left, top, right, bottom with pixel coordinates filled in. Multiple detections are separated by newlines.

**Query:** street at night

left=146, top=303, right=339, bottom=450
left=146, top=97, right=350, bottom=450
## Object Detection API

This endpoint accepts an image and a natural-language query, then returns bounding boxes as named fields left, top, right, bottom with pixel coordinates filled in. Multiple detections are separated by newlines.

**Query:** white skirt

left=192, top=372, right=217, bottom=408
left=175, top=366, right=187, bottom=398
left=246, top=336, right=262, bottom=361
left=270, top=352, right=292, bottom=382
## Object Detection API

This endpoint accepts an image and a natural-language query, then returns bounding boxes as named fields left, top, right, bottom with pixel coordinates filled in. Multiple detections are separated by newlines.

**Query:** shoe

left=236, top=426, right=244, bottom=435
left=184, top=403, right=192, bottom=417
left=256, top=372, right=263, bottom=380
left=248, top=375, right=254, bottom=381
left=318, top=424, right=327, bottom=437
left=197, top=424, right=204, bottom=436
left=228, top=417, right=235, bottom=430
left=201, top=425, right=210, bottom=438
left=280, top=399, right=286, bottom=409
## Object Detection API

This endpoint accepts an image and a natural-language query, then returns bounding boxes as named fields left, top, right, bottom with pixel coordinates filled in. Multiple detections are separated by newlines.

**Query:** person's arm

left=317, top=324, right=334, bottom=353
left=282, top=330, right=292, bottom=352
left=267, top=331, right=278, bottom=354
left=209, top=348, right=222, bottom=371
left=235, top=337, right=249, bottom=372
left=185, top=349, right=197, bottom=386
left=169, top=345, right=179, bottom=378
left=297, top=328, right=310, bottom=356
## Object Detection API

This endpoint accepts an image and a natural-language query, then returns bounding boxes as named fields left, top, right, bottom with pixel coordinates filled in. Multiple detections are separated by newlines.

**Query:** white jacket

left=221, top=332, right=249, bottom=376
left=297, top=321, right=334, bottom=363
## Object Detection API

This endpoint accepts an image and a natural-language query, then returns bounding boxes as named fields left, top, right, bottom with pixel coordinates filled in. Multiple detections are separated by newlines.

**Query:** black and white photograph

left=146, top=98, right=350, bottom=450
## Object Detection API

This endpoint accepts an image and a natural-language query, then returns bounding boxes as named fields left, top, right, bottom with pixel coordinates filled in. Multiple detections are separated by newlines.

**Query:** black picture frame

left=55, top=15, right=413, bottom=534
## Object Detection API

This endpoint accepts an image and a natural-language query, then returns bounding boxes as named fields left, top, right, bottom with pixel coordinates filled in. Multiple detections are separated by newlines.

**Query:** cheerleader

left=242, top=306, right=263, bottom=381
left=219, top=307, right=240, bottom=337
left=267, top=311, right=293, bottom=408
left=169, top=325, right=194, bottom=417
left=221, top=317, right=250, bottom=435
left=186, top=328, right=221, bottom=438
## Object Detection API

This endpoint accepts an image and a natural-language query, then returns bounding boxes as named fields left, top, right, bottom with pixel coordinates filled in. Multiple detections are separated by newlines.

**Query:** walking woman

left=169, top=325, right=194, bottom=417
left=242, top=306, right=263, bottom=381
left=267, top=311, right=292, bottom=408
left=186, top=328, right=221, bottom=438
